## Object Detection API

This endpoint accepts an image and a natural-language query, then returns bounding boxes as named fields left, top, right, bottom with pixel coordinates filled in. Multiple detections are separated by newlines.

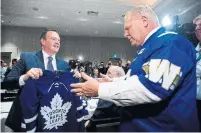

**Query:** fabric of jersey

left=20, top=70, right=85, bottom=132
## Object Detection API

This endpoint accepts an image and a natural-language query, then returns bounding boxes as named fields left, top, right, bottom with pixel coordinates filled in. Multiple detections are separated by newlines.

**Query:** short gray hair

left=128, top=4, right=159, bottom=25
left=193, top=14, right=201, bottom=24
left=111, top=66, right=125, bottom=77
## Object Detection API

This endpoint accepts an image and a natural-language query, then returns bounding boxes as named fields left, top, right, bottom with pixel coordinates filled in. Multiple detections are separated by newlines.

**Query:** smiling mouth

left=53, top=45, right=59, bottom=48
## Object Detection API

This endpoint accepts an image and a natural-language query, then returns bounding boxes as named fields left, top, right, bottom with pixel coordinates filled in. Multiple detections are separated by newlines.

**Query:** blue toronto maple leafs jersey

left=20, top=70, right=85, bottom=132
left=119, top=27, right=199, bottom=131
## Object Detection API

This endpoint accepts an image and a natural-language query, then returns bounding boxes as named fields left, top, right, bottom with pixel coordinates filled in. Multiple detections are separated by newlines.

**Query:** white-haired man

left=194, top=14, right=201, bottom=131
left=71, top=5, right=199, bottom=131
left=86, top=66, right=125, bottom=131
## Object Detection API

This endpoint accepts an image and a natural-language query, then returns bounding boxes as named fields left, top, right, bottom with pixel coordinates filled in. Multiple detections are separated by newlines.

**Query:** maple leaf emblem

left=40, top=93, right=72, bottom=130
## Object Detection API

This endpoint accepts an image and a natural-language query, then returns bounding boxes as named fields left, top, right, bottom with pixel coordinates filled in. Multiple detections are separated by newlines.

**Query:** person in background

left=92, top=69, right=100, bottom=79
left=93, top=61, right=99, bottom=70
left=98, top=61, right=106, bottom=74
left=86, top=66, right=125, bottom=132
left=11, top=58, right=18, bottom=66
left=117, top=59, right=123, bottom=67
left=85, top=62, right=93, bottom=77
left=71, top=5, right=199, bottom=131
left=105, top=61, right=112, bottom=72
left=117, top=59, right=125, bottom=73
left=194, top=14, right=201, bottom=131
left=4, top=58, right=18, bottom=77
left=0, top=61, right=7, bottom=82
left=124, top=60, right=131, bottom=74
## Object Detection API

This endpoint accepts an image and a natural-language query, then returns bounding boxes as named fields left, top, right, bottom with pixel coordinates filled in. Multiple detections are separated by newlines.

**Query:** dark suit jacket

left=92, top=99, right=121, bottom=120
left=86, top=99, right=121, bottom=132
left=3, top=50, right=69, bottom=89
left=4, top=50, right=69, bottom=131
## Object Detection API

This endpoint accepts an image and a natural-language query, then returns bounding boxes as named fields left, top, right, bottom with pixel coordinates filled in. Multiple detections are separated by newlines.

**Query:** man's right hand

left=23, top=68, right=43, bottom=81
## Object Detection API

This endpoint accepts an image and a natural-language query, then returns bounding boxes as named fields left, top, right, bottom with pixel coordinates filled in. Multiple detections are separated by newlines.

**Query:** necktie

left=47, top=56, right=54, bottom=71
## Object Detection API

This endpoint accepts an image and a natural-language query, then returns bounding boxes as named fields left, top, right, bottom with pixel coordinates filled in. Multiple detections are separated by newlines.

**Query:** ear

left=40, top=39, right=45, bottom=46
left=142, top=16, right=148, bottom=27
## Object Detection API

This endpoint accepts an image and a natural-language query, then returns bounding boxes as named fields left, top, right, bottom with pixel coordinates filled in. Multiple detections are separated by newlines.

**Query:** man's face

left=124, top=13, right=147, bottom=46
left=41, top=31, right=60, bottom=55
left=94, top=70, right=99, bottom=76
left=195, top=19, right=201, bottom=41
left=106, top=67, right=119, bottom=78
left=127, top=61, right=131, bottom=66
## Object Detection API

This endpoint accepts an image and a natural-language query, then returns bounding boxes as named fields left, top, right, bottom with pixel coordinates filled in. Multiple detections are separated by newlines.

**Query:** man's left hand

left=71, top=72, right=99, bottom=97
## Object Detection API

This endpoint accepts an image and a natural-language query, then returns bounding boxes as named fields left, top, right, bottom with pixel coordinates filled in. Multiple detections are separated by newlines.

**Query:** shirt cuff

left=98, top=82, right=114, bottom=99
left=112, top=76, right=126, bottom=82
left=19, top=75, right=26, bottom=86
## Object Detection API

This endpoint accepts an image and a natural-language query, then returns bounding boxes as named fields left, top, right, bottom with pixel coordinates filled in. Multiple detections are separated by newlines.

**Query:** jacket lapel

left=56, top=57, right=63, bottom=70
left=35, top=50, right=45, bottom=70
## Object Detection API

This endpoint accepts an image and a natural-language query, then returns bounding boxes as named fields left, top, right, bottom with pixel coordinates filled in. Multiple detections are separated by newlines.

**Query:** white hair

left=128, top=4, right=159, bottom=25
left=110, top=66, right=125, bottom=77
left=193, top=14, right=201, bottom=24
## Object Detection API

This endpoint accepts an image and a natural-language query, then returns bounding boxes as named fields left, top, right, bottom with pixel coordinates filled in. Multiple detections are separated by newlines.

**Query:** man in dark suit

left=4, top=30, right=69, bottom=131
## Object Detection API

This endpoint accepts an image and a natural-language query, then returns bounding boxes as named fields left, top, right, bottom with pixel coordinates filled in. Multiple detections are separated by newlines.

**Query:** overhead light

left=162, top=15, right=172, bottom=27
left=77, top=18, right=88, bottom=21
left=95, top=31, right=98, bottom=34
left=37, top=16, right=48, bottom=19
left=1, top=20, right=4, bottom=23
left=78, top=55, right=83, bottom=61
left=66, top=30, right=68, bottom=32
left=113, top=54, right=119, bottom=58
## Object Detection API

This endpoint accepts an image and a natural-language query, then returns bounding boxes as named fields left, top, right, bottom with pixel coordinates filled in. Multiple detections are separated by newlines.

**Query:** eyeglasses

left=49, top=37, right=60, bottom=42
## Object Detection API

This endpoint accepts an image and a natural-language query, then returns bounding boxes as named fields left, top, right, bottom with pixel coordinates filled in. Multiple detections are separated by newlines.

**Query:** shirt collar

left=143, top=26, right=161, bottom=44
left=42, top=50, right=56, bottom=60
left=196, top=42, right=201, bottom=52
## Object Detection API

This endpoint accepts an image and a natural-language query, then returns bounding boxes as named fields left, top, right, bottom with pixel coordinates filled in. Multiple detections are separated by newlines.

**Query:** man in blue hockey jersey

left=71, top=5, right=199, bottom=131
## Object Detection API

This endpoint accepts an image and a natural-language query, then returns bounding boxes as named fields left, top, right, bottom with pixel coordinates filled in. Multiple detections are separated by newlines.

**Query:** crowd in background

left=68, top=59, right=131, bottom=78
left=0, top=59, right=18, bottom=82
left=0, top=58, right=131, bottom=84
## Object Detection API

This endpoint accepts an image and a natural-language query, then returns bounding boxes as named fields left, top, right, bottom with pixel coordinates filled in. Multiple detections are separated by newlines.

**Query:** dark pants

left=5, top=95, right=24, bottom=132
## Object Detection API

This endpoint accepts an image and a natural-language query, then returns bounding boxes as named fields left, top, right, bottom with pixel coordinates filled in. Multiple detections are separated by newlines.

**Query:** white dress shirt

left=196, top=42, right=201, bottom=100
left=42, top=50, right=57, bottom=70
left=19, top=50, right=57, bottom=86
left=98, top=27, right=162, bottom=107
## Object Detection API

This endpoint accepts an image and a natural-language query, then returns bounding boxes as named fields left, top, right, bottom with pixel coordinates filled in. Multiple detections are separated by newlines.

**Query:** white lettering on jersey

left=40, top=93, right=72, bottom=130
left=144, top=59, right=181, bottom=90
left=138, top=48, right=145, bottom=55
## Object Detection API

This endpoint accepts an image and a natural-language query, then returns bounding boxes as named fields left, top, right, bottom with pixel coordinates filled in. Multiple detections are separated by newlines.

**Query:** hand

left=23, top=68, right=43, bottom=81
left=96, top=73, right=112, bottom=83
left=73, top=69, right=81, bottom=78
left=71, top=72, right=99, bottom=97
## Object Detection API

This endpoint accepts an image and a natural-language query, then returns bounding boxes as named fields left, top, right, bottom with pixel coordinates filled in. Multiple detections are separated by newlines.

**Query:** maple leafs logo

left=40, top=93, right=72, bottom=130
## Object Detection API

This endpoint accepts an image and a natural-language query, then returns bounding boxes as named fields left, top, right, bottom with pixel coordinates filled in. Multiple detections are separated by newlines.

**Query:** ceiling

left=1, top=0, right=201, bottom=38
